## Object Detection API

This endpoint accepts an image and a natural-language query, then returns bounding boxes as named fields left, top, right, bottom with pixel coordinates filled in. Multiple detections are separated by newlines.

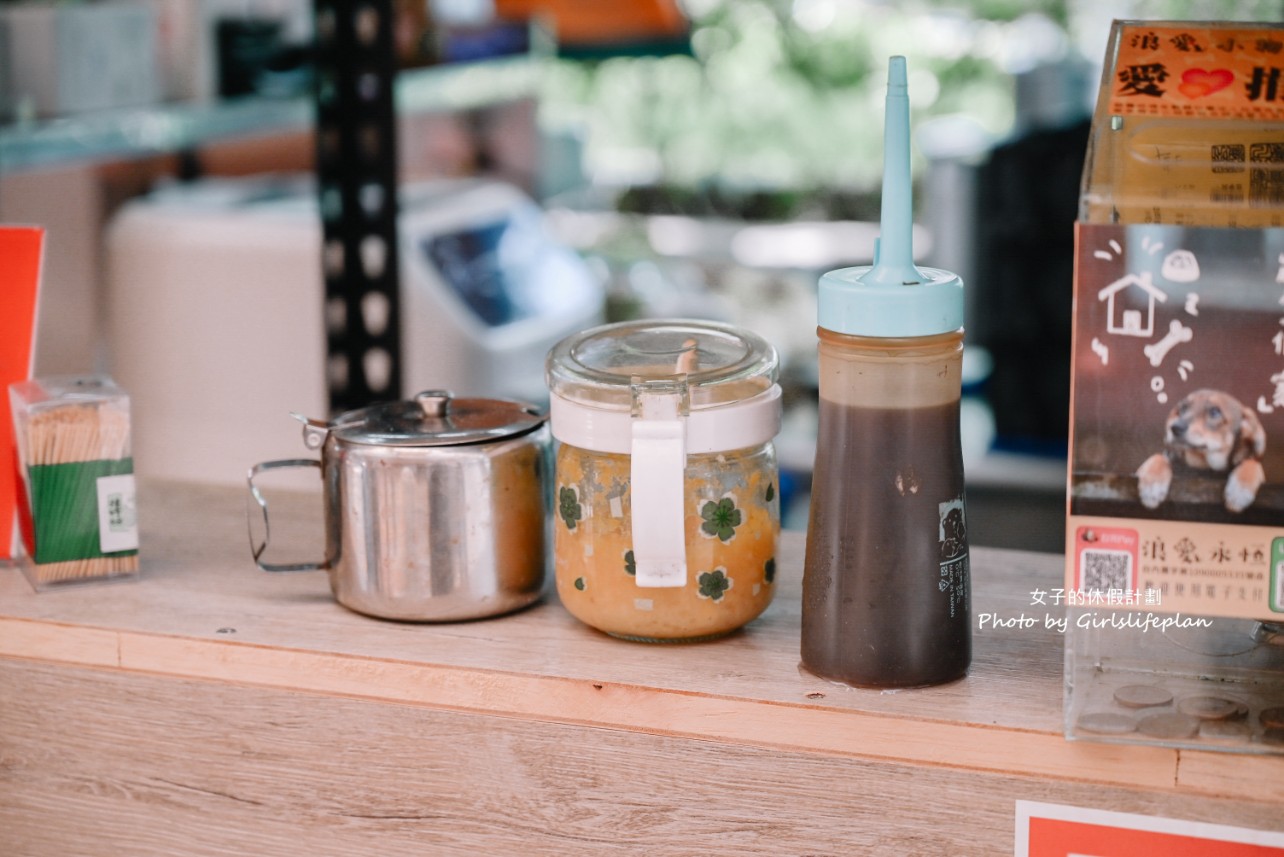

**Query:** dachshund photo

left=1136, top=389, right=1267, bottom=513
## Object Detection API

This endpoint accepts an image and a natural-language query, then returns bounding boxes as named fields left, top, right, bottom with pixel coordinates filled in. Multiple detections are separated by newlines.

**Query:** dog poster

left=1068, top=222, right=1284, bottom=621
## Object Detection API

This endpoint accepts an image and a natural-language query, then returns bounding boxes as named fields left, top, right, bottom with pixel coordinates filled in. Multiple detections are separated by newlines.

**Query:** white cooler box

left=106, top=176, right=604, bottom=485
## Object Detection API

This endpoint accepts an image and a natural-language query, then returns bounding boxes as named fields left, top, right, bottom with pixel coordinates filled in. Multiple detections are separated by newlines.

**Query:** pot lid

left=310, top=390, right=546, bottom=447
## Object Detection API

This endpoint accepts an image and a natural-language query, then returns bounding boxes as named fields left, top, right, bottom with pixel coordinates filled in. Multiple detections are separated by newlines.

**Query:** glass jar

left=546, top=320, right=782, bottom=642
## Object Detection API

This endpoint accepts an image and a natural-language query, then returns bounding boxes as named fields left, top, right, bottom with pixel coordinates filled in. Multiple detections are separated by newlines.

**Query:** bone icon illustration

left=1144, top=319, right=1193, bottom=367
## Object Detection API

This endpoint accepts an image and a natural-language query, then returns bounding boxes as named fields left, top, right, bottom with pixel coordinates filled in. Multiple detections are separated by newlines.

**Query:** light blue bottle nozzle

left=865, top=56, right=922, bottom=288
left=817, top=56, right=964, bottom=337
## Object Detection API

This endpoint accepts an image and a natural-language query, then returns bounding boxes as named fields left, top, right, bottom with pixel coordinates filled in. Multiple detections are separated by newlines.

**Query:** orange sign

left=0, top=227, right=43, bottom=559
left=1018, top=801, right=1284, bottom=856
left=1110, top=23, right=1284, bottom=120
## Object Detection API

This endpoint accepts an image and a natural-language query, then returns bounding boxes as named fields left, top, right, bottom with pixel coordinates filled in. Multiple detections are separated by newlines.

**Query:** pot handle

left=246, top=458, right=329, bottom=572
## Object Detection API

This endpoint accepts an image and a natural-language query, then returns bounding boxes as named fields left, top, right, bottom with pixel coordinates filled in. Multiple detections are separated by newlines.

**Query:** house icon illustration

left=1097, top=271, right=1167, bottom=337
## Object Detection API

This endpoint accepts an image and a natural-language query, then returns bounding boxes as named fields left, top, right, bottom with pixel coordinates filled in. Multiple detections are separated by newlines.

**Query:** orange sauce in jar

left=553, top=442, right=778, bottom=641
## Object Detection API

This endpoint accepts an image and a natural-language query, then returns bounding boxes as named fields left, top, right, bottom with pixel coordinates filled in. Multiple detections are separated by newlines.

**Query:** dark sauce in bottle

left=801, top=399, right=971, bottom=688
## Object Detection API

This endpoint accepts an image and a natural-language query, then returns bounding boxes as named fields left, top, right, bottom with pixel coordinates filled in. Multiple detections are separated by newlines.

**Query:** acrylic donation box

left=1066, top=20, right=1284, bottom=753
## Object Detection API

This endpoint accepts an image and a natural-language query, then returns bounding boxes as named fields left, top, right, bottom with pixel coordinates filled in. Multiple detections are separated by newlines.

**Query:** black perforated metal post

left=313, top=0, right=402, bottom=414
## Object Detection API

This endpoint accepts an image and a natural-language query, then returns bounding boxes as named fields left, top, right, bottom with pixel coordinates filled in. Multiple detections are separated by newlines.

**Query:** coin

left=1113, top=685, right=1173, bottom=709
left=1259, top=706, right=1284, bottom=729
left=1177, top=695, right=1240, bottom=721
left=1137, top=712, right=1200, bottom=740
left=1199, top=720, right=1251, bottom=742
left=1077, top=712, right=1136, bottom=735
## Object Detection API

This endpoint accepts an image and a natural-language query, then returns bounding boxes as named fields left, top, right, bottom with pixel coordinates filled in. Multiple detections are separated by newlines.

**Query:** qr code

left=1080, top=549, right=1133, bottom=595
left=1250, top=142, right=1284, bottom=164
left=1212, top=143, right=1245, bottom=173
left=1211, top=183, right=1244, bottom=204
left=1250, top=143, right=1284, bottom=207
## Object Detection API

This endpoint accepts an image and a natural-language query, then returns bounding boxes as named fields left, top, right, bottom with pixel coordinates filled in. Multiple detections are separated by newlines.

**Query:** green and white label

left=96, top=473, right=138, bottom=554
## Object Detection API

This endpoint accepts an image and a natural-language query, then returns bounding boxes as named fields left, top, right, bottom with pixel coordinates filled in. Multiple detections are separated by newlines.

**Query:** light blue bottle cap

left=818, top=56, right=964, bottom=338
left=819, top=264, right=963, bottom=337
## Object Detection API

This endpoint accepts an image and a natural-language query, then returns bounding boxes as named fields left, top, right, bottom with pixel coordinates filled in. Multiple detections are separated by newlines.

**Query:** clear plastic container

left=546, top=319, right=782, bottom=642
left=1065, top=21, right=1284, bottom=754
left=1080, top=21, right=1284, bottom=228
left=9, top=375, right=139, bottom=589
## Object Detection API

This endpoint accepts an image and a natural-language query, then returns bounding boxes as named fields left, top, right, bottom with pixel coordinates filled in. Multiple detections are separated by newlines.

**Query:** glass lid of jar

left=546, top=319, right=778, bottom=410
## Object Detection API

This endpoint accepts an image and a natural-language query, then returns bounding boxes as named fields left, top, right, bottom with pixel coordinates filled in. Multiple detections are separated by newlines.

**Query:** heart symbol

left=1178, top=68, right=1233, bottom=99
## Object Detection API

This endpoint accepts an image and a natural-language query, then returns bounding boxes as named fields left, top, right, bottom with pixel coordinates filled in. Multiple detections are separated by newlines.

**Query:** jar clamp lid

left=546, top=320, right=781, bottom=589
left=545, top=319, right=782, bottom=455
left=295, top=390, right=546, bottom=450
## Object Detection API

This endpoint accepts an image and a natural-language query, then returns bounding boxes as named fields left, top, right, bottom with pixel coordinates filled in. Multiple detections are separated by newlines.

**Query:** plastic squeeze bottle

left=801, top=56, right=971, bottom=688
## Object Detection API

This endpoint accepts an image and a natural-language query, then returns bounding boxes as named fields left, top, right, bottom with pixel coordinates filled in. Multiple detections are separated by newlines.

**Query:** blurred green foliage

left=541, top=0, right=1025, bottom=210
left=541, top=0, right=1283, bottom=216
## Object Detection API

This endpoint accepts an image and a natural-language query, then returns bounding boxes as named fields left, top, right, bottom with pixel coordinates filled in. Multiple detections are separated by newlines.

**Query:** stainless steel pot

left=248, top=390, right=549, bottom=621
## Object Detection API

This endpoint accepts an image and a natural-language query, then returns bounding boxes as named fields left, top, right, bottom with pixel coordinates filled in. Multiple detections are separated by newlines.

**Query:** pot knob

left=415, top=390, right=454, bottom=418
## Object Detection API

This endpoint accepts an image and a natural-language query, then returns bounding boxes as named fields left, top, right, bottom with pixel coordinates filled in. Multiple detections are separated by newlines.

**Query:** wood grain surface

left=1, top=481, right=1281, bottom=855
left=3, top=660, right=1281, bottom=857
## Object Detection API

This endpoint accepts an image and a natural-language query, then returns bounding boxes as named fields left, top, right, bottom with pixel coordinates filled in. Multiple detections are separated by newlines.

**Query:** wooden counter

left=1, top=481, right=1280, bottom=855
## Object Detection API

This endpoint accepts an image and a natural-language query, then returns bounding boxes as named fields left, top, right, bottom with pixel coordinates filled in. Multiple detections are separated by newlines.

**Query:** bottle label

left=97, top=472, right=139, bottom=554
left=939, top=497, right=969, bottom=619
